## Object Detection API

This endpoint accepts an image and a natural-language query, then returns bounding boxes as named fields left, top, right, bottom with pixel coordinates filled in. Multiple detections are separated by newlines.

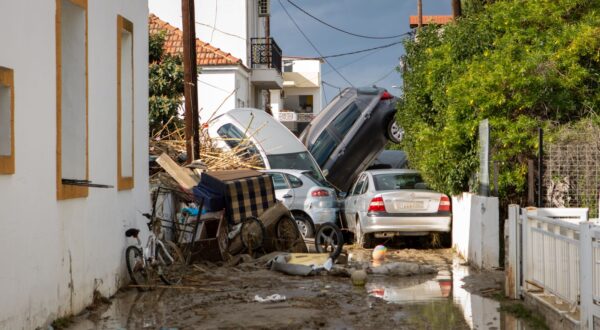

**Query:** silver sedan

left=262, top=169, right=339, bottom=238
left=344, top=169, right=451, bottom=248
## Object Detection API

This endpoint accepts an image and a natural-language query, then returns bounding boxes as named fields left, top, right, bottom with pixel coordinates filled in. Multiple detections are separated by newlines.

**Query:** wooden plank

left=155, top=153, right=198, bottom=190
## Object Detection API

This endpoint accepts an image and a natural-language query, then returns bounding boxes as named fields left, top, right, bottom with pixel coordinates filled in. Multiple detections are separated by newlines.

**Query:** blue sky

left=270, top=0, right=452, bottom=102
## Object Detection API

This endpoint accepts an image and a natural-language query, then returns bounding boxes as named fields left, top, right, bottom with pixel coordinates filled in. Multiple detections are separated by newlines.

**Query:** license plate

left=395, top=201, right=424, bottom=209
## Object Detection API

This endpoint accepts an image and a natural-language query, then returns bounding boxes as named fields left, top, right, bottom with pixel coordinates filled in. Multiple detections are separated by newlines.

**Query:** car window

left=373, top=173, right=427, bottom=191
left=332, top=103, right=361, bottom=136
left=360, top=178, right=369, bottom=194
left=286, top=174, right=303, bottom=188
left=267, top=152, right=325, bottom=183
left=309, top=130, right=338, bottom=167
left=268, top=173, right=289, bottom=190
left=217, top=123, right=264, bottom=166
left=352, top=175, right=366, bottom=195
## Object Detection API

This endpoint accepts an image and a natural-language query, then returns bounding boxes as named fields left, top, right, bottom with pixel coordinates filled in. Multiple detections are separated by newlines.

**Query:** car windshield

left=217, top=123, right=264, bottom=166
left=309, top=131, right=338, bottom=167
left=373, top=173, right=429, bottom=191
left=267, top=152, right=325, bottom=182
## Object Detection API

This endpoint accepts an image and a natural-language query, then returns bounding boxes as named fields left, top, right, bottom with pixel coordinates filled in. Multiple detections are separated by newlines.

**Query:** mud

left=67, top=246, right=530, bottom=329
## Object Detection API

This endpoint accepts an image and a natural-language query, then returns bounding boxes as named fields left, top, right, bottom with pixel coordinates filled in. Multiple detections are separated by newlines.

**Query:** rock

left=351, top=269, right=368, bottom=286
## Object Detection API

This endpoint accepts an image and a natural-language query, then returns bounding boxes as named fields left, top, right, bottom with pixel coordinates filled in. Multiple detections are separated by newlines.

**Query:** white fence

left=506, top=205, right=600, bottom=329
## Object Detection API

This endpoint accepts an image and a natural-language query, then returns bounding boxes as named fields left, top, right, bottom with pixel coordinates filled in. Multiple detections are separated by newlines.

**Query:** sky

left=270, top=0, right=452, bottom=102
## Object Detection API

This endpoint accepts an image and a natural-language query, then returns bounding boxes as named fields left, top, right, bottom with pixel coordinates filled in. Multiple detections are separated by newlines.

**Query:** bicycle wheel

left=240, top=217, right=265, bottom=251
left=315, top=223, right=344, bottom=259
left=156, top=241, right=184, bottom=285
left=125, top=246, right=149, bottom=291
left=275, top=216, right=302, bottom=252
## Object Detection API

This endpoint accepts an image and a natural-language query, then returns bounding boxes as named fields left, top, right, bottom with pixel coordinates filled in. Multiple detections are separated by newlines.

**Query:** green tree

left=149, top=31, right=184, bottom=137
left=397, top=0, right=600, bottom=198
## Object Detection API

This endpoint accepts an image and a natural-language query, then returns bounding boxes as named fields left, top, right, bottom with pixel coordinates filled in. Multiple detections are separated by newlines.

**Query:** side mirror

left=338, top=192, right=347, bottom=199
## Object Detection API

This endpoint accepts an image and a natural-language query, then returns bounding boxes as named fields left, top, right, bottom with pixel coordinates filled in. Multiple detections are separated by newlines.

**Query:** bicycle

left=124, top=214, right=185, bottom=290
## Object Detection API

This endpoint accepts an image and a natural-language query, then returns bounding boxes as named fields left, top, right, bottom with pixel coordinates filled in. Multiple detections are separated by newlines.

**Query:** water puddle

left=365, top=260, right=529, bottom=329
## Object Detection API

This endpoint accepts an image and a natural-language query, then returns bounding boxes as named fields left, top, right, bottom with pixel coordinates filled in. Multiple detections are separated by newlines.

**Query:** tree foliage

left=397, top=0, right=600, bottom=198
left=149, top=31, right=184, bottom=137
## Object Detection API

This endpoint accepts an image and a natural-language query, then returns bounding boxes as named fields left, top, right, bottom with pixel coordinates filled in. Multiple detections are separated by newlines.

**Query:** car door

left=267, top=172, right=295, bottom=208
left=355, top=174, right=371, bottom=218
left=285, top=173, right=306, bottom=211
left=345, top=174, right=367, bottom=231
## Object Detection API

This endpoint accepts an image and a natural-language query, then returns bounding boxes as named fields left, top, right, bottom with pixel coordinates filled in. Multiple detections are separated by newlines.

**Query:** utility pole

left=452, top=0, right=462, bottom=18
left=264, top=9, right=272, bottom=115
left=182, top=0, right=200, bottom=162
left=417, top=0, right=423, bottom=28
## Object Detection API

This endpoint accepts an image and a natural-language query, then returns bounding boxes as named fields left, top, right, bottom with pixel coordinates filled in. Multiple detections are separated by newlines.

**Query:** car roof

left=216, top=108, right=307, bottom=154
left=365, top=168, right=420, bottom=176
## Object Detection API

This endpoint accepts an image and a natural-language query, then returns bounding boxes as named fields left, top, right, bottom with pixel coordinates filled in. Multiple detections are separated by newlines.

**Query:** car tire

left=387, top=120, right=403, bottom=144
left=293, top=213, right=315, bottom=239
left=355, top=218, right=373, bottom=249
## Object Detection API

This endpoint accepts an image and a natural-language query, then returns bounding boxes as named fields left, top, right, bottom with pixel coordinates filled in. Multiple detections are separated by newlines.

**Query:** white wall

left=452, top=193, right=499, bottom=270
left=0, top=0, right=149, bottom=328
left=283, top=87, right=322, bottom=114
left=198, top=66, right=250, bottom=121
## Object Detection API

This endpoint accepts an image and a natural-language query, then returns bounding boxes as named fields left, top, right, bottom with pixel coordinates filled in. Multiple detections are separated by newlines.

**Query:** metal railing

left=250, top=38, right=282, bottom=73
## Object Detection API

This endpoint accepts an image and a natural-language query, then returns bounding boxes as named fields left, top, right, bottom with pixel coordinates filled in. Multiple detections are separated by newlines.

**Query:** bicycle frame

left=130, top=229, right=175, bottom=269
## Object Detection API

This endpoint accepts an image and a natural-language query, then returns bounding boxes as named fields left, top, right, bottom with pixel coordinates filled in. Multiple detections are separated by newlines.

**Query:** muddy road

left=67, top=246, right=529, bottom=330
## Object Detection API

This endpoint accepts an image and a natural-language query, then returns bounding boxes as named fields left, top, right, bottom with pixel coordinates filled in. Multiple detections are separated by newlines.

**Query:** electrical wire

left=195, top=22, right=246, bottom=41
left=371, top=67, right=398, bottom=85
left=322, top=40, right=405, bottom=59
left=287, top=0, right=409, bottom=40
left=323, top=46, right=388, bottom=75
left=278, top=0, right=354, bottom=87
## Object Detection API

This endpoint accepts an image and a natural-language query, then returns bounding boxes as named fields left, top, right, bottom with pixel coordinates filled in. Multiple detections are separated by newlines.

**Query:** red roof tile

left=409, top=15, right=453, bottom=27
left=149, top=14, right=242, bottom=66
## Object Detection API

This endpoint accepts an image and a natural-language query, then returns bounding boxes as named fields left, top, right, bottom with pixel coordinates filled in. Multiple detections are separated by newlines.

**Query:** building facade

left=149, top=0, right=283, bottom=120
left=0, top=0, right=150, bottom=328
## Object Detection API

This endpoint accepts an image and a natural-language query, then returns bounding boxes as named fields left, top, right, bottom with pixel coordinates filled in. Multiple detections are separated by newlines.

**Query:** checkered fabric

left=225, top=175, right=276, bottom=224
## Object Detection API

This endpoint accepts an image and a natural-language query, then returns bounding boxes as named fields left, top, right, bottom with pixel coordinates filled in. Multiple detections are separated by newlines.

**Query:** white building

left=276, top=56, right=324, bottom=135
left=149, top=0, right=283, bottom=120
left=0, top=0, right=150, bottom=328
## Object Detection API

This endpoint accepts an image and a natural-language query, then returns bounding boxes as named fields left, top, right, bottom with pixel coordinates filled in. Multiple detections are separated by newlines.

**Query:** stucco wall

left=0, top=0, right=149, bottom=328
left=452, top=193, right=500, bottom=270
left=198, top=66, right=250, bottom=121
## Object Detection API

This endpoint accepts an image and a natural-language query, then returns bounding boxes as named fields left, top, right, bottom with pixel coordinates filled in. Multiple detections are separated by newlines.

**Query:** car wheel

left=293, top=213, right=314, bottom=239
left=387, top=120, right=403, bottom=144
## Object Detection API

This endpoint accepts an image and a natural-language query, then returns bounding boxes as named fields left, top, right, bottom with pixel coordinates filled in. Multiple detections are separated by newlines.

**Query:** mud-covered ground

left=67, top=244, right=520, bottom=330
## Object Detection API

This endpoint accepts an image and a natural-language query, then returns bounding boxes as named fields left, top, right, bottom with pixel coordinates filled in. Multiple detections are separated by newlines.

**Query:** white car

left=262, top=169, right=338, bottom=238
left=344, top=169, right=451, bottom=248
left=206, top=108, right=327, bottom=183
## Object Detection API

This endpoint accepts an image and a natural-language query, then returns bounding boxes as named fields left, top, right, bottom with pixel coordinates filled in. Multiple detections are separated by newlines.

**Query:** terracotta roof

left=149, top=14, right=242, bottom=66
left=409, top=15, right=453, bottom=28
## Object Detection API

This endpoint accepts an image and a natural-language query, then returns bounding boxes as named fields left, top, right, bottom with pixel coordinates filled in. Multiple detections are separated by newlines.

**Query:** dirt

left=67, top=245, right=523, bottom=330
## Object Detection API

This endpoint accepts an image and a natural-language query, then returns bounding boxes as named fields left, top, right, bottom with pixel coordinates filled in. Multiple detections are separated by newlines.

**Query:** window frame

left=268, top=172, right=290, bottom=190
left=117, top=15, right=134, bottom=190
left=0, top=67, right=15, bottom=174
left=56, top=0, right=89, bottom=200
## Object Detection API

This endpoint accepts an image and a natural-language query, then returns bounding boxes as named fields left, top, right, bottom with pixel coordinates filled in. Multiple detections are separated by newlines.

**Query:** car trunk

left=378, top=190, right=442, bottom=214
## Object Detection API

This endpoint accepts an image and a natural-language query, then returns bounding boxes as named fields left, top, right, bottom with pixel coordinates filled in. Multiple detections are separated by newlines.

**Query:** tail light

left=368, top=195, right=386, bottom=213
left=380, top=91, right=393, bottom=100
left=438, top=195, right=451, bottom=212
left=311, top=189, right=330, bottom=197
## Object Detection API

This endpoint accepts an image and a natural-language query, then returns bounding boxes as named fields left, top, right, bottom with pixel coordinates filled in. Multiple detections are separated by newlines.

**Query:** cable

left=323, top=46, right=387, bottom=75
left=195, top=22, right=246, bottom=41
left=322, top=40, right=405, bottom=59
left=322, top=80, right=343, bottom=90
left=371, top=67, right=398, bottom=85
left=287, top=0, right=409, bottom=40
left=278, top=0, right=354, bottom=87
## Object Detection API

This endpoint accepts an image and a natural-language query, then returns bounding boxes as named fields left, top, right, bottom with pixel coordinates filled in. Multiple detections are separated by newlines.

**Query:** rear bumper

left=307, top=207, right=338, bottom=225
left=362, top=214, right=451, bottom=234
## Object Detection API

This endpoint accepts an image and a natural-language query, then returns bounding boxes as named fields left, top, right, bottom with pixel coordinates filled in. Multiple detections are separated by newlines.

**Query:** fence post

left=506, top=205, right=520, bottom=299
left=522, top=207, right=536, bottom=292
left=580, top=222, right=593, bottom=330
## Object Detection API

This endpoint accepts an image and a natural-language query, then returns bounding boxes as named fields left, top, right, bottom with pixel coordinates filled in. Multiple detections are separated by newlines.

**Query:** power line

left=322, top=80, right=343, bottom=90
left=371, top=67, right=398, bottom=85
left=287, top=0, right=409, bottom=40
left=322, top=40, right=405, bottom=59
left=278, top=0, right=354, bottom=87
left=323, top=46, right=388, bottom=75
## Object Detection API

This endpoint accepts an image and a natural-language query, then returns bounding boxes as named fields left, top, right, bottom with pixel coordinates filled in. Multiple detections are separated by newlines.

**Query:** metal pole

left=537, top=127, right=543, bottom=207
left=417, top=0, right=423, bottom=28
left=182, top=0, right=200, bottom=163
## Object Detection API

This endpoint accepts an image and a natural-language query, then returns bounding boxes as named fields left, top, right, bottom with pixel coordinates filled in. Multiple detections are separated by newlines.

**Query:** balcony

left=250, top=38, right=283, bottom=89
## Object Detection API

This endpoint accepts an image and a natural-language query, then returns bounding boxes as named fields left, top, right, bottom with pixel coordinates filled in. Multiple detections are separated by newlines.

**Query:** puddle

left=365, top=260, right=529, bottom=329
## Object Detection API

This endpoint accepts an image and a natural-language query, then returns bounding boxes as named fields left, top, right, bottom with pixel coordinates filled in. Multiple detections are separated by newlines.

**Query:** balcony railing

left=251, top=38, right=282, bottom=74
